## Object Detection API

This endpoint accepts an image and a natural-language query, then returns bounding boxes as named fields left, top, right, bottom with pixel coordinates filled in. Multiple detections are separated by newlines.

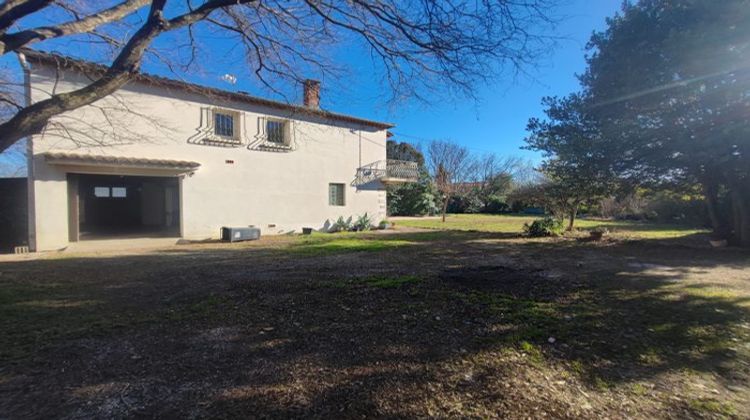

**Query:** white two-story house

left=20, top=50, right=417, bottom=251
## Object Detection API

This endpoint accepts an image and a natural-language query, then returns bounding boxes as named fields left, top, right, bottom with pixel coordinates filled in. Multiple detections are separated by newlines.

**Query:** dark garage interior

left=0, top=178, right=28, bottom=252
left=72, top=174, right=180, bottom=240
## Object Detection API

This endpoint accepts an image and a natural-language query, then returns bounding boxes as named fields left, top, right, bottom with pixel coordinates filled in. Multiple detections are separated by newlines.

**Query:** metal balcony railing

left=355, top=159, right=420, bottom=185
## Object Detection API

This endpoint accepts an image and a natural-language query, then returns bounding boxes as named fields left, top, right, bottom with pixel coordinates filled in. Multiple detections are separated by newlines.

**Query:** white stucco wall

left=28, top=65, right=389, bottom=251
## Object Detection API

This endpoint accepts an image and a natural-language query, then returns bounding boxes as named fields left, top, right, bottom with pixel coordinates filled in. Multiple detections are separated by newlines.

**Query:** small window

left=329, top=183, right=345, bottom=206
left=94, top=187, right=110, bottom=198
left=214, top=112, right=235, bottom=138
left=111, top=187, right=127, bottom=198
left=266, top=119, right=288, bottom=144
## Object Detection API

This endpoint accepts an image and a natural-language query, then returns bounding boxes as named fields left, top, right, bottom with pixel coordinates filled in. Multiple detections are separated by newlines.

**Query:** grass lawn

left=396, top=213, right=708, bottom=239
left=1, top=222, right=747, bottom=418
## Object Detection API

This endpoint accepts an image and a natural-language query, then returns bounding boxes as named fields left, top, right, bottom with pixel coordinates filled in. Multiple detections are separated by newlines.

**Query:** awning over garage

left=42, top=152, right=200, bottom=176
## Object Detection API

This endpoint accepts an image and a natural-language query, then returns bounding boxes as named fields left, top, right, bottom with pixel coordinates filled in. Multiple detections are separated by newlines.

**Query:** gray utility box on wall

left=221, top=227, right=261, bottom=242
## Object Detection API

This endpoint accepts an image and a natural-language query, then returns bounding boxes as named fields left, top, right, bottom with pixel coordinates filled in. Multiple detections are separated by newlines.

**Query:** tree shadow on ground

left=0, top=231, right=748, bottom=417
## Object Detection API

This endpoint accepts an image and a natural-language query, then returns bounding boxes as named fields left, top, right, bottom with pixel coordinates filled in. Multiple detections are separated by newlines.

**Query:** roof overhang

left=20, top=49, right=395, bottom=130
left=42, top=152, right=200, bottom=177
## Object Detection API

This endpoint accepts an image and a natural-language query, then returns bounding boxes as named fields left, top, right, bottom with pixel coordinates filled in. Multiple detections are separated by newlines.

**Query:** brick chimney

left=303, top=79, right=320, bottom=109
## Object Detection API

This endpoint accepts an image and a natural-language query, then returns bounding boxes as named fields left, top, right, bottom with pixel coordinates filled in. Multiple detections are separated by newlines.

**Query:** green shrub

left=644, top=193, right=707, bottom=225
left=483, top=195, right=510, bottom=214
left=330, top=216, right=352, bottom=232
left=523, top=216, right=563, bottom=237
left=387, top=181, right=439, bottom=216
left=447, top=192, right=483, bottom=214
left=353, top=213, right=374, bottom=231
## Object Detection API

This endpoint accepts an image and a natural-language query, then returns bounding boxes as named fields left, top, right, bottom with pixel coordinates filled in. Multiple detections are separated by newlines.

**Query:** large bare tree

left=0, top=0, right=558, bottom=154
left=427, top=139, right=474, bottom=222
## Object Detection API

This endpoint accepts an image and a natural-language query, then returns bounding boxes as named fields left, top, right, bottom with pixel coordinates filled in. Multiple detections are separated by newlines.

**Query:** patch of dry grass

left=0, top=229, right=747, bottom=418
left=396, top=213, right=707, bottom=239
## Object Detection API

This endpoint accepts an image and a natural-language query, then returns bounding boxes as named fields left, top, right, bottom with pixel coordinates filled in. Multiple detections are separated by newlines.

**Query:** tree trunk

left=741, top=199, right=750, bottom=247
left=729, top=186, right=750, bottom=247
left=703, top=180, right=727, bottom=238
left=441, top=196, right=449, bottom=222
left=566, top=205, right=578, bottom=231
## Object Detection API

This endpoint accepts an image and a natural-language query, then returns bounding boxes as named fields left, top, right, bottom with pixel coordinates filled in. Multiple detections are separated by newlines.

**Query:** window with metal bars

left=266, top=119, right=288, bottom=144
left=214, top=112, right=235, bottom=138
left=329, top=183, right=345, bottom=206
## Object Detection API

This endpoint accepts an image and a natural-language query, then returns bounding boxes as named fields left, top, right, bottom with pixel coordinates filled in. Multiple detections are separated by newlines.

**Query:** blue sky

left=371, top=0, right=623, bottom=161
left=206, top=0, right=622, bottom=162
left=0, top=0, right=622, bottom=175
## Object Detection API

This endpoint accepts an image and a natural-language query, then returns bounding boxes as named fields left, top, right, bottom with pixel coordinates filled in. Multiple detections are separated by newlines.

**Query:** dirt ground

left=1, top=229, right=749, bottom=418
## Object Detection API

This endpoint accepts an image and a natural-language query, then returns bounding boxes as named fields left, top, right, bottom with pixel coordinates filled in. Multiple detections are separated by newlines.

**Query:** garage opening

left=70, top=174, right=180, bottom=240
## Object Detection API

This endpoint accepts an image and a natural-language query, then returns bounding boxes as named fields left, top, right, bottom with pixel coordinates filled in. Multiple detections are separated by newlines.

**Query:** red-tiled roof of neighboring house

left=20, top=49, right=394, bottom=130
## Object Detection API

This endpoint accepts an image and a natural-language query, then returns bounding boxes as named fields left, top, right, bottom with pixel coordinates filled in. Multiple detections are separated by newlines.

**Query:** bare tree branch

left=0, top=0, right=149, bottom=54
left=0, top=0, right=257, bottom=151
left=427, top=139, right=475, bottom=222
left=0, top=0, right=54, bottom=35
left=0, top=0, right=559, bottom=153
